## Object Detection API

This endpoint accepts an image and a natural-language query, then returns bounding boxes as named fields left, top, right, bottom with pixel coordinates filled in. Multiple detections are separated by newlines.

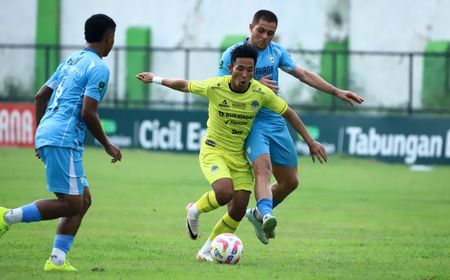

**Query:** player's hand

left=136, top=72, right=155, bottom=83
left=308, top=141, right=327, bottom=164
left=104, top=142, right=122, bottom=163
left=259, top=74, right=279, bottom=93
left=35, top=149, right=41, bottom=160
left=335, top=89, right=364, bottom=106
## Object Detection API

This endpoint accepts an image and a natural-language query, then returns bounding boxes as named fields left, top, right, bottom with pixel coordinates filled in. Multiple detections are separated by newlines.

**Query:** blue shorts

left=245, top=122, right=298, bottom=167
left=37, top=146, right=89, bottom=195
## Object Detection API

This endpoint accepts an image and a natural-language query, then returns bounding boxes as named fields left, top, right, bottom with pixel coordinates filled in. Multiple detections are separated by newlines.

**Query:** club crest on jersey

left=251, top=101, right=260, bottom=111
left=268, top=54, right=275, bottom=63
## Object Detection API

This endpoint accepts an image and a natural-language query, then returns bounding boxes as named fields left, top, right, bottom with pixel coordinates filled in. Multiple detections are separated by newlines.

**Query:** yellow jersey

left=188, top=75, right=288, bottom=153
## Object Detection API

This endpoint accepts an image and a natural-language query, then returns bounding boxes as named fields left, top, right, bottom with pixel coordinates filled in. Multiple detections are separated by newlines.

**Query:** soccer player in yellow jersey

left=136, top=44, right=327, bottom=261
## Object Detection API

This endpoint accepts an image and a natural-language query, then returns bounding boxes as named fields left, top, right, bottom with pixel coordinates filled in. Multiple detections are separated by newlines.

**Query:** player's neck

left=247, top=38, right=264, bottom=51
left=229, top=82, right=251, bottom=93
left=85, top=43, right=103, bottom=58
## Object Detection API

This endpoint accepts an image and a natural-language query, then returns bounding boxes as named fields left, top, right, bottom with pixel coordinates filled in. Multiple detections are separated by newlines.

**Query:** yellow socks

left=208, top=212, right=240, bottom=241
left=195, top=191, right=220, bottom=213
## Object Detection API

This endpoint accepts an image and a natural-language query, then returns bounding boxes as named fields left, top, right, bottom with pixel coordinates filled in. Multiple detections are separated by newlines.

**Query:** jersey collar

left=83, top=47, right=100, bottom=57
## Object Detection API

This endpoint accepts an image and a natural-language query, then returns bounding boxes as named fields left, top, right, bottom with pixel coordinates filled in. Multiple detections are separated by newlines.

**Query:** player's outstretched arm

left=82, top=96, right=122, bottom=163
left=136, top=72, right=189, bottom=92
left=291, top=66, right=364, bottom=106
left=282, top=107, right=327, bottom=163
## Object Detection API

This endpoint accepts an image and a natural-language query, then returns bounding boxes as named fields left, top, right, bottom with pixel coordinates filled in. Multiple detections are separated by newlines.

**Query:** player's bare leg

left=44, top=187, right=92, bottom=271
left=252, top=154, right=272, bottom=201
left=249, top=154, right=277, bottom=240
left=271, top=165, right=299, bottom=205
left=35, top=195, right=83, bottom=220
left=55, top=187, right=92, bottom=235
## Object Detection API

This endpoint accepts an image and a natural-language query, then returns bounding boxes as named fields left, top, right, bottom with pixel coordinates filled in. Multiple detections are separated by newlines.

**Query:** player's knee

left=254, top=167, right=272, bottom=182
left=253, top=156, right=272, bottom=180
left=215, top=189, right=234, bottom=205
left=233, top=207, right=246, bottom=221
left=228, top=208, right=245, bottom=222
left=283, top=177, right=299, bottom=192
left=61, top=196, right=83, bottom=216
left=66, top=202, right=83, bottom=216
left=82, top=197, right=92, bottom=211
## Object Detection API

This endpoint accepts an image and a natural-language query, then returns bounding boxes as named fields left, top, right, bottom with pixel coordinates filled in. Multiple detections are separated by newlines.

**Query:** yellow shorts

left=199, top=146, right=253, bottom=192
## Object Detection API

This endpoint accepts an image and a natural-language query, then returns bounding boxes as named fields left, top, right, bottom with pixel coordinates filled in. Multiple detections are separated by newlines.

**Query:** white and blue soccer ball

left=210, top=233, right=244, bottom=264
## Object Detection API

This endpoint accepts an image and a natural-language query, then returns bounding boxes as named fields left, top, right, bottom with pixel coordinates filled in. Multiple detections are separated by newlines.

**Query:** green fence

left=85, top=108, right=450, bottom=165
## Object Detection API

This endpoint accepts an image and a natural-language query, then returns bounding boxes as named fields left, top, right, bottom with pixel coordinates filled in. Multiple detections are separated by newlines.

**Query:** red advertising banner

left=0, top=103, right=36, bottom=147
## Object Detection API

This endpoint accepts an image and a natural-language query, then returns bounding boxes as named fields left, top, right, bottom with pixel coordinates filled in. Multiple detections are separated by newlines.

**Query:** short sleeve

left=84, top=63, right=110, bottom=102
left=278, top=45, right=297, bottom=73
left=262, top=87, right=288, bottom=115
left=188, top=80, right=208, bottom=97
left=217, top=47, right=233, bottom=77
left=45, top=63, right=64, bottom=89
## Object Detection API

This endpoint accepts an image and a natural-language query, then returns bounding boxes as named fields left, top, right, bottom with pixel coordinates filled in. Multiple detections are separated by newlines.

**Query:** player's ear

left=228, top=64, right=233, bottom=74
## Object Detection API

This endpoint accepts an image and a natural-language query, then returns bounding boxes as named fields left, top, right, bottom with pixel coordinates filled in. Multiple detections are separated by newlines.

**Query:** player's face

left=249, top=19, right=277, bottom=50
left=229, top=57, right=255, bottom=92
left=103, top=30, right=115, bottom=57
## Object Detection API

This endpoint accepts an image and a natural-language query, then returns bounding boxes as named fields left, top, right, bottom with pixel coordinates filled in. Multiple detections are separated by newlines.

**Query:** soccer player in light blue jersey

left=218, top=10, right=364, bottom=244
left=0, top=14, right=122, bottom=271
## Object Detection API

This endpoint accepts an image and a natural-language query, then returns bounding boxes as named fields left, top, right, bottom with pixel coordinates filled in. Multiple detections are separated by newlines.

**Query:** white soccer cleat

left=185, top=202, right=199, bottom=240
left=196, top=251, right=214, bottom=262
left=262, top=214, right=277, bottom=239
left=245, top=208, right=269, bottom=245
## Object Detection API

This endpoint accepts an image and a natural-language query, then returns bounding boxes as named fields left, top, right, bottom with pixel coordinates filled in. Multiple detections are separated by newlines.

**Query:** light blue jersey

left=217, top=39, right=297, bottom=126
left=35, top=48, right=109, bottom=151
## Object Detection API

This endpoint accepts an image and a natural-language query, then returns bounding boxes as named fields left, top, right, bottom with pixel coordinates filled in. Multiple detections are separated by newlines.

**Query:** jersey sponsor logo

left=205, top=139, right=216, bottom=147
left=230, top=120, right=248, bottom=125
left=211, top=165, right=219, bottom=174
left=67, top=56, right=82, bottom=66
left=255, top=65, right=274, bottom=76
left=232, top=103, right=246, bottom=109
left=98, top=82, right=105, bottom=92
left=251, top=101, right=260, bottom=111
left=252, top=87, right=264, bottom=94
left=218, top=110, right=253, bottom=119
left=231, top=129, right=243, bottom=135
left=218, top=100, right=229, bottom=108
left=211, top=83, right=221, bottom=89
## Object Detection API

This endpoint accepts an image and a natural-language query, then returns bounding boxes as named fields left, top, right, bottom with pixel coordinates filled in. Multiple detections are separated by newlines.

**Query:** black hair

left=230, top=44, right=258, bottom=65
left=252, top=10, right=278, bottom=26
left=84, top=14, right=116, bottom=43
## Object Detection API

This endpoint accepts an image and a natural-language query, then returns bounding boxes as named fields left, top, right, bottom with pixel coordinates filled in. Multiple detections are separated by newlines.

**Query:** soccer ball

left=210, top=233, right=243, bottom=264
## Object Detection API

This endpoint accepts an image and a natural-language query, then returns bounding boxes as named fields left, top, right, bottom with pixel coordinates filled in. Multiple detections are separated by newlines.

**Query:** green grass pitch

left=0, top=147, right=449, bottom=279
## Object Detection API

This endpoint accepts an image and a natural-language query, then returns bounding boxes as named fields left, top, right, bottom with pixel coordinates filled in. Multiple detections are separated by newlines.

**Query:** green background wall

left=35, top=0, right=60, bottom=91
